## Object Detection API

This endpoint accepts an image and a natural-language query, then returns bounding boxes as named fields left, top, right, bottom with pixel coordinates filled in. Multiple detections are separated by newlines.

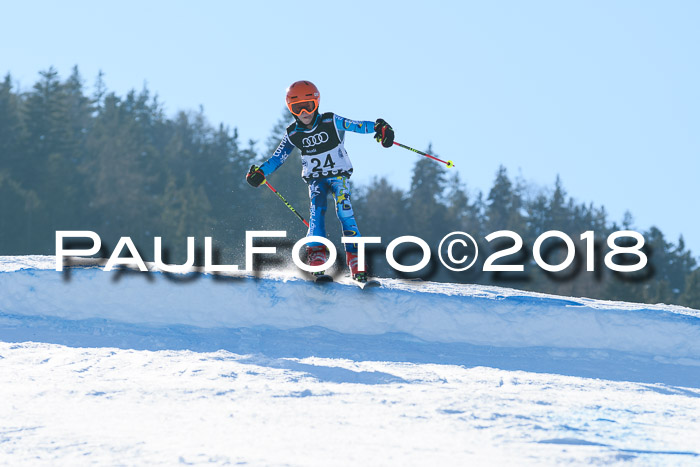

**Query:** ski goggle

left=288, top=99, right=318, bottom=116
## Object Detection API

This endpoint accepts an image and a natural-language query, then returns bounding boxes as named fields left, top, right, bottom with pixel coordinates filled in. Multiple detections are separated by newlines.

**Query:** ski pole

left=263, top=180, right=310, bottom=228
left=393, top=142, right=455, bottom=168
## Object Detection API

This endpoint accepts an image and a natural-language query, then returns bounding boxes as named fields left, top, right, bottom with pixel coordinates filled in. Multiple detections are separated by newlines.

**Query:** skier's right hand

left=246, top=165, right=265, bottom=188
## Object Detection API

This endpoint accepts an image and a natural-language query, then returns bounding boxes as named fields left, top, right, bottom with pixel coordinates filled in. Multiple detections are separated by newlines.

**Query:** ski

left=313, top=274, right=334, bottom=283
left=353, top=278, right=381, bottom=289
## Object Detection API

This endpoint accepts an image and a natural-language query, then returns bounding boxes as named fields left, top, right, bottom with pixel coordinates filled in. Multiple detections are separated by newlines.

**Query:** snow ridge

left=1, top=256, right=699, bottom=369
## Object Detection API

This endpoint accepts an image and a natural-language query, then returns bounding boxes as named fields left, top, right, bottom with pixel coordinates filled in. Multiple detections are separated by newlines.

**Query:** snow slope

left=1, top=256, right=700, bottom=464
left=2, top=255, right=699, bottom=384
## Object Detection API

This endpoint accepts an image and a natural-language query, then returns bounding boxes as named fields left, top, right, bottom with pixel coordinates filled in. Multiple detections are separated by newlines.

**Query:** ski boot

left=353, top=272, right=368, bottom=283
left=346, top=252, right=367, bottom=283
left=347, top=252, right=380, bottom=288
left=307, top=245, right=331, bottom=281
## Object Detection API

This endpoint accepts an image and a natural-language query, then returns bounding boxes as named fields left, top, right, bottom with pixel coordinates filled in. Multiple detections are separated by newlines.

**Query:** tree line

left=1, top=67, right=698, bottom=309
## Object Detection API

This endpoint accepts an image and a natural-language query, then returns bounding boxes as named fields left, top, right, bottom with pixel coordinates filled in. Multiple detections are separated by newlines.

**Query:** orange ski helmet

left=286, top=80, right=320, bottom=116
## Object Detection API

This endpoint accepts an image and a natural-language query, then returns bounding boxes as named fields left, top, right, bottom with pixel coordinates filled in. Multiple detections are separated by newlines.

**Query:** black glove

left=374, top=118, right=394, bottom=148
left=246, top=165, right=265, bottom=187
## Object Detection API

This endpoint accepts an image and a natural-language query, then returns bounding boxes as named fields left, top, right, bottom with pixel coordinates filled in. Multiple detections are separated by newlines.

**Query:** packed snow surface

left=1, top=256, right=699, bottom=465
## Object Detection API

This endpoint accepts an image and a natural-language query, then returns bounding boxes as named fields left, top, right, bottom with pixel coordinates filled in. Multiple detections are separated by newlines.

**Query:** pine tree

left=354, top=176, right=407, bottom=241
left=23, top=67, right=72, bottom=179
left=93, top=70, right=107, bottom=111
left=0, top=73, right=23, bottom=171
left=83, top=91, right=157, bottom=248
left=548, top=175, right=569, bottom=231
left=668, top=236, right=697, bottom=296
left=406, top=145, right=448, bottom=242
left=52, top=67, right=93, bottom=230
left=0, top=73, right=33, bottom=252
left=445, top=171, right=482, bottom=238
left=158, top=171, right=214, bottom=260
left=19, top=67, right=83, bottom=250
left=680, top=269, right=700, bottom=310
left=485, top=165, right=526, bottom=234
left=352, top=177, right=407, bottom=277
left=525, top=191, right=548, bottom=245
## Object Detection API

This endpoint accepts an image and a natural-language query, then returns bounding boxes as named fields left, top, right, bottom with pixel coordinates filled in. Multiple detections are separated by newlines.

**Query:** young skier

left=246, top=80, right=394, bottom=283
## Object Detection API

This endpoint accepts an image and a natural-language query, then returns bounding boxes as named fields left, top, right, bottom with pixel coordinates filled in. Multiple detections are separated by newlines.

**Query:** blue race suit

left=259, top=112, right=375, bottom=253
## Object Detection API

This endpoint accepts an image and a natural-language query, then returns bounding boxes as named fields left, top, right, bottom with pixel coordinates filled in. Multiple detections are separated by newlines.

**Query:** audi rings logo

left=302, top=132, right=329, bottom=148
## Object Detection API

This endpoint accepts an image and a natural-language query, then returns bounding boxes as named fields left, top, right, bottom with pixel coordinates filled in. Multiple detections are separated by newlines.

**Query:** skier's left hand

left=246, top=165, right=265, bottom=187
left=374, top=118, right=394, bottom=148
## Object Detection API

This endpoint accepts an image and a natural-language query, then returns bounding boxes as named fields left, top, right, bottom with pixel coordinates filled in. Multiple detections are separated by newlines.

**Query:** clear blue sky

left=3, top=1, right=699, bottom=257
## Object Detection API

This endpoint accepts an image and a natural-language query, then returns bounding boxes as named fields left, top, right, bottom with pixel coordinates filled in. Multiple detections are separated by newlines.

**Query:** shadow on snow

left=2, top=311, right=700, bottom=390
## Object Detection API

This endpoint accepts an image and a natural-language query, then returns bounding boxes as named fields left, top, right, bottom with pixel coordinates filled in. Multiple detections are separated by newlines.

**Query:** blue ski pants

left=307, top=176, right=361, bottom=253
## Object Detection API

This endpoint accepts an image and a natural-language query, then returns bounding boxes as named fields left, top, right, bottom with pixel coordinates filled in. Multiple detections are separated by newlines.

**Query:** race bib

left=301, top=147, right=353, bottom=179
